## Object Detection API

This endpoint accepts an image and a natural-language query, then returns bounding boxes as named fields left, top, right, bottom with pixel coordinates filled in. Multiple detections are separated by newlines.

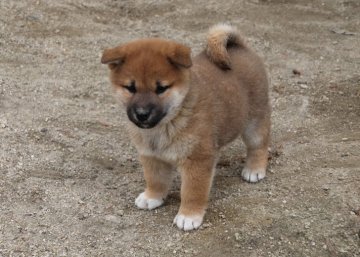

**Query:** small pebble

left=299, top=84, right=308, bottom=89
left=322, top=185, right=330, bottom=191
left=0, top=119, right=7, bottom=128
left=320, top=95, right=329, bottom=102
left=202, top=222, right=212, bottom=228
left=78, top=213, right=88, bottom=220
left=104, top=215, right=121, bottom=223
left=292, top=69, right=301, bottom=75
left=352, top=209, right=360, bottom=216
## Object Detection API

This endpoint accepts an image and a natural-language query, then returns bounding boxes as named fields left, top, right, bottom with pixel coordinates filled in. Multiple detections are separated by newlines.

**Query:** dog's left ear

left=101, top=46, right=126, bottom=69
left=167, top=43, right=192, bottom=69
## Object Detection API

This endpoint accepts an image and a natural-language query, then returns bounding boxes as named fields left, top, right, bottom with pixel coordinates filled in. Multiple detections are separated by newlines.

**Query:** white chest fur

left=128, top=122, right=198, bottom=163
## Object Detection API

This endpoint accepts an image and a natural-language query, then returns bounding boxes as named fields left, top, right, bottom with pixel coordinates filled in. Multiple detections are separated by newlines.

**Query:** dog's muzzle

left=127, top=105, right=165, bottom=129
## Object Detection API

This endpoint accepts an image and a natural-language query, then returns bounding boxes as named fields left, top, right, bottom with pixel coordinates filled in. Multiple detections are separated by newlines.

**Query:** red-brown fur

left=101, top=24, right=271, bottom=231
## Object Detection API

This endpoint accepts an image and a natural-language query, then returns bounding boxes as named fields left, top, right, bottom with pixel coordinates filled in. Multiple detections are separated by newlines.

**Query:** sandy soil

left=0, top=0, right=359, bottom=256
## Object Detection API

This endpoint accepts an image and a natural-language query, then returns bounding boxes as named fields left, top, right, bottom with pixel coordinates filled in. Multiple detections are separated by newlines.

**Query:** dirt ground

left=0, top=0, right=359, bottom=256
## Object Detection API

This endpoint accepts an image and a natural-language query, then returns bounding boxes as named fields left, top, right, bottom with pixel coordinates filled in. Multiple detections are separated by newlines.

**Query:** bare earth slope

left=0, top=0, right=359, bottom=256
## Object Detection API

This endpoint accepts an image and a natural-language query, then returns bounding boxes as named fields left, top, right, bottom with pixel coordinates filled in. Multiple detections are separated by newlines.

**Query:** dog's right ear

left=167, top=43, right=192, bottom=69
left=101, top=46, right=126, bottom=70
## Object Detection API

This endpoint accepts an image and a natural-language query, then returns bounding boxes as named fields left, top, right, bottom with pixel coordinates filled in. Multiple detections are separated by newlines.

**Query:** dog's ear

left=167, top=43, right=192, bottom=69
left=101, top=46, right=126, bottom=69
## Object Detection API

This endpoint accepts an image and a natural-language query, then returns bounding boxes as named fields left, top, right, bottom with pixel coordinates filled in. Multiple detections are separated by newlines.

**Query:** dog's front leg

left=174, top=156, right=216, bottom=231
left=135, top=156, right=174, bottom=210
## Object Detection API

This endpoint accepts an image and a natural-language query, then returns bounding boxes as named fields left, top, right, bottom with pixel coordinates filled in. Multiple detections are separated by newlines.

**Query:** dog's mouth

left=127, top=107, right=166, bottom=129
left=133, top=121, right=157, bottom=129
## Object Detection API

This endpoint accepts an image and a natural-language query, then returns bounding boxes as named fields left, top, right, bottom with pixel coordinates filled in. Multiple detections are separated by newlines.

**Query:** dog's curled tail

left=206, top=24, right=246, bottom=70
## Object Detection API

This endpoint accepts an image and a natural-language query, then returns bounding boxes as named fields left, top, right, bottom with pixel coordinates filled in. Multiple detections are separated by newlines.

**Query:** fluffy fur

left=101, top=24, right=271, bottom=231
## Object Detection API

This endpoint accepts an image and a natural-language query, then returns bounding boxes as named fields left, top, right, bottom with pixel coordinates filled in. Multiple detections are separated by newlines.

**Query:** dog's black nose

left=135, top=107, right=151, bottom=122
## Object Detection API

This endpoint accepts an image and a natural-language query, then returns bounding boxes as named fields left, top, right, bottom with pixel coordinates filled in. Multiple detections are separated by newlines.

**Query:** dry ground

left=0, top=0, right=359, bottom=256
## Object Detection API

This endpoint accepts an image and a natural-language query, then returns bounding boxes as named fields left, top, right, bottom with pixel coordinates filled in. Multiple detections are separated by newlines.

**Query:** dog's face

left=101, top=39, right=192, bottom=129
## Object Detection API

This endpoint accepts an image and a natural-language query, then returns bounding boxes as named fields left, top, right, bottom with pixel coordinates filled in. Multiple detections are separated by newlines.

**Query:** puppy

left=101, top=24, right=271, bottom=231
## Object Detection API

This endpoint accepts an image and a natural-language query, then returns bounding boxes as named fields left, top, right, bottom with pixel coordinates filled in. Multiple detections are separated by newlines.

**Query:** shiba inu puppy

left=101, top=24, right=271, bottom=231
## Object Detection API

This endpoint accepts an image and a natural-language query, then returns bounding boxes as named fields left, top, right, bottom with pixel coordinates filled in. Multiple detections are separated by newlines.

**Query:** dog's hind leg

left=241, top=117, right=270, bottom=183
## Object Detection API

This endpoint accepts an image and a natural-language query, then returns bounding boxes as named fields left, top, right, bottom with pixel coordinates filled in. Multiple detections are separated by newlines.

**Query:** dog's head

left=101, top=39, right=192, bottom=129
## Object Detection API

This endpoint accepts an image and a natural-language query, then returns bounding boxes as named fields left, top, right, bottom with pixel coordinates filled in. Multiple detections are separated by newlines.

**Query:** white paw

left=135, top=192, right=164, bottom=210
left=241, top=167, right=266, bottom=183
left=173, top=213, right=203, bottom=231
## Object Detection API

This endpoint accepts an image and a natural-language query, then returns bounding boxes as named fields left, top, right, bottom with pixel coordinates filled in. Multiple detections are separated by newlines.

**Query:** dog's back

left=190, top=24, right=270, bottom=148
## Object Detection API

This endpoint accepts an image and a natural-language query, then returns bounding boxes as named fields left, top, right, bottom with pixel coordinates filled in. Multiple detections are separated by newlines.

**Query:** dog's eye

left=122, top=81, right=136, bottom=94
left=155, top=81, right=172, bottom=95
